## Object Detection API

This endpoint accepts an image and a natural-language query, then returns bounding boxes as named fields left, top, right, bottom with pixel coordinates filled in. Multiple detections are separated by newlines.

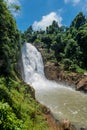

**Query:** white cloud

left=64, top=0, right=80, bottom=5
left=33, top=12, right=62, bottom=31
left=5, top=0, right=20, bottom=5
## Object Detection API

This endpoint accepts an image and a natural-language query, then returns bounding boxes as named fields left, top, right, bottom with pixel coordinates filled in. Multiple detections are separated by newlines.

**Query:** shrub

left=0, top=102, right=23, bottom=130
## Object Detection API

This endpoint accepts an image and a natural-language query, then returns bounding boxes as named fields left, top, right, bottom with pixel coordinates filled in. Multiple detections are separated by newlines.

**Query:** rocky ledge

left=44, top=62, right=87, bottom=92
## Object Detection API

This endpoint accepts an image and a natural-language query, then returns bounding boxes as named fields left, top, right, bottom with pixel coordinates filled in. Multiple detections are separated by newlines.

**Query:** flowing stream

left=21, top=43, right=87, bottom=128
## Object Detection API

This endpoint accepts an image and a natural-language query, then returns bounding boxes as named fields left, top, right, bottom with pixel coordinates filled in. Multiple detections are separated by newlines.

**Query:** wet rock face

left=45, top=62, right=59, bottom=81
left=44, top=62, right=77, bottom=84
left=76, top=76, right=87, bottom=91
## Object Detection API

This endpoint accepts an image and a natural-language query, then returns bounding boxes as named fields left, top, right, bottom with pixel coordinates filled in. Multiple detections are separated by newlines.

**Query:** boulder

left=44, top=62, right=59, bottom=81
left=76, top=76, right=87, bottom=91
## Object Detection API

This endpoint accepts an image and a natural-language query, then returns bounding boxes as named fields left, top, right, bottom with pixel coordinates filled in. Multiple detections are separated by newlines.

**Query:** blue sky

left=6, top=0, right=87, bottom=32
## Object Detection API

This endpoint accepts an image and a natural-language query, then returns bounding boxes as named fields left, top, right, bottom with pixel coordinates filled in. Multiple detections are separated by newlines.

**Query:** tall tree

left=70, top=12, right=86, bottom=30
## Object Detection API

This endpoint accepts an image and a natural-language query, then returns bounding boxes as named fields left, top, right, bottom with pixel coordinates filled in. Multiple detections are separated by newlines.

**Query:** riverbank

left=43, top=62, right=87, bottom=130
left=42, top=107, right=77, bottom=130
left=42, top=104, right=86, bottom=130
left=44, top=62, right=87, bottom=92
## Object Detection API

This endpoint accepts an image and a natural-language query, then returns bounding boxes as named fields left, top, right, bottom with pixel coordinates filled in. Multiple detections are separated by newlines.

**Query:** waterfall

left=21, top=43, right=61, bottom=89
left=21, top=43, right=45, bottom=84
left=21, top=43, right=87, bottom=128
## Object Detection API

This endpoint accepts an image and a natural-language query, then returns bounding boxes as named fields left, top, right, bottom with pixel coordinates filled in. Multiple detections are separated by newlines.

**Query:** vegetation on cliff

left=0, top=0, right=48, bottom=129
left=0, top=78, right=49, bottom=130
left=0, top=0, right=20, bottom=78
left=23, top=12, right=87, bottom=73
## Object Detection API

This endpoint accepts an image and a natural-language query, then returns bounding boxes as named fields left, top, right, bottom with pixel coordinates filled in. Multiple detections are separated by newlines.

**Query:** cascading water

left=22, top=43, right=87, bottom=128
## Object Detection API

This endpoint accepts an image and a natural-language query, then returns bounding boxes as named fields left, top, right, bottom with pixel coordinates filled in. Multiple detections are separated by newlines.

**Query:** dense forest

left=23, top=12, right=87, bottom=73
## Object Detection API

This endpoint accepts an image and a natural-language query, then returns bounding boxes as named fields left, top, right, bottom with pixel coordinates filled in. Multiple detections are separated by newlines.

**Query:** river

left=21, top=43, right=87, bottom=128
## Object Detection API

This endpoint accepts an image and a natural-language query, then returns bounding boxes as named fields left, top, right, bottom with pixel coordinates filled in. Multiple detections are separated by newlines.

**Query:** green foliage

left=0, top=102, right=22, bottom=130
left=64, top=39, right=79, bottom=59
left=70, top=12, right=86, bottom=29
left=0, top=0, right=20, bottom=77
left=76, top=23, right=87, bottom=68
left=46, top=20, right=59, bottom=34
left=62, top=58, right=72, bottom=70
left=0, top=2, right=49, bottom=129
left=23, top=12, right=87, bottom=73
left=0, top=77, right=49, bottom=130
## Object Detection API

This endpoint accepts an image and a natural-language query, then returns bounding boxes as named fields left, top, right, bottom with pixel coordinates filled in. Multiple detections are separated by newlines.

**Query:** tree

left=46, top=20, right=59, bottom=34
left=41, top=35, right=52, bottom=50
left=64, top=39, right=82, bottom=63
left=0, top=0, right=20, bottom=76
left=70, top=12, right=86, bottom=30
left=76, top=22, right=87, bottom=68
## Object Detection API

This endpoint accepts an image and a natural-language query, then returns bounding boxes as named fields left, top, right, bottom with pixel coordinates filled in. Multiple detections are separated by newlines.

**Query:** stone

left=76, top=76, right=87, bottom=91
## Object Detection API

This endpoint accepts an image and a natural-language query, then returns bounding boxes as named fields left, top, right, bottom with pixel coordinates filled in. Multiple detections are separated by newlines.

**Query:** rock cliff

left=44, top=62, right=87, bottom=92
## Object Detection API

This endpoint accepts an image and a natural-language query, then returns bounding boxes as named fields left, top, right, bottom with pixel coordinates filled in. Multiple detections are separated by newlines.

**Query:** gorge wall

left=45, top=62, right=87, bottom=92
